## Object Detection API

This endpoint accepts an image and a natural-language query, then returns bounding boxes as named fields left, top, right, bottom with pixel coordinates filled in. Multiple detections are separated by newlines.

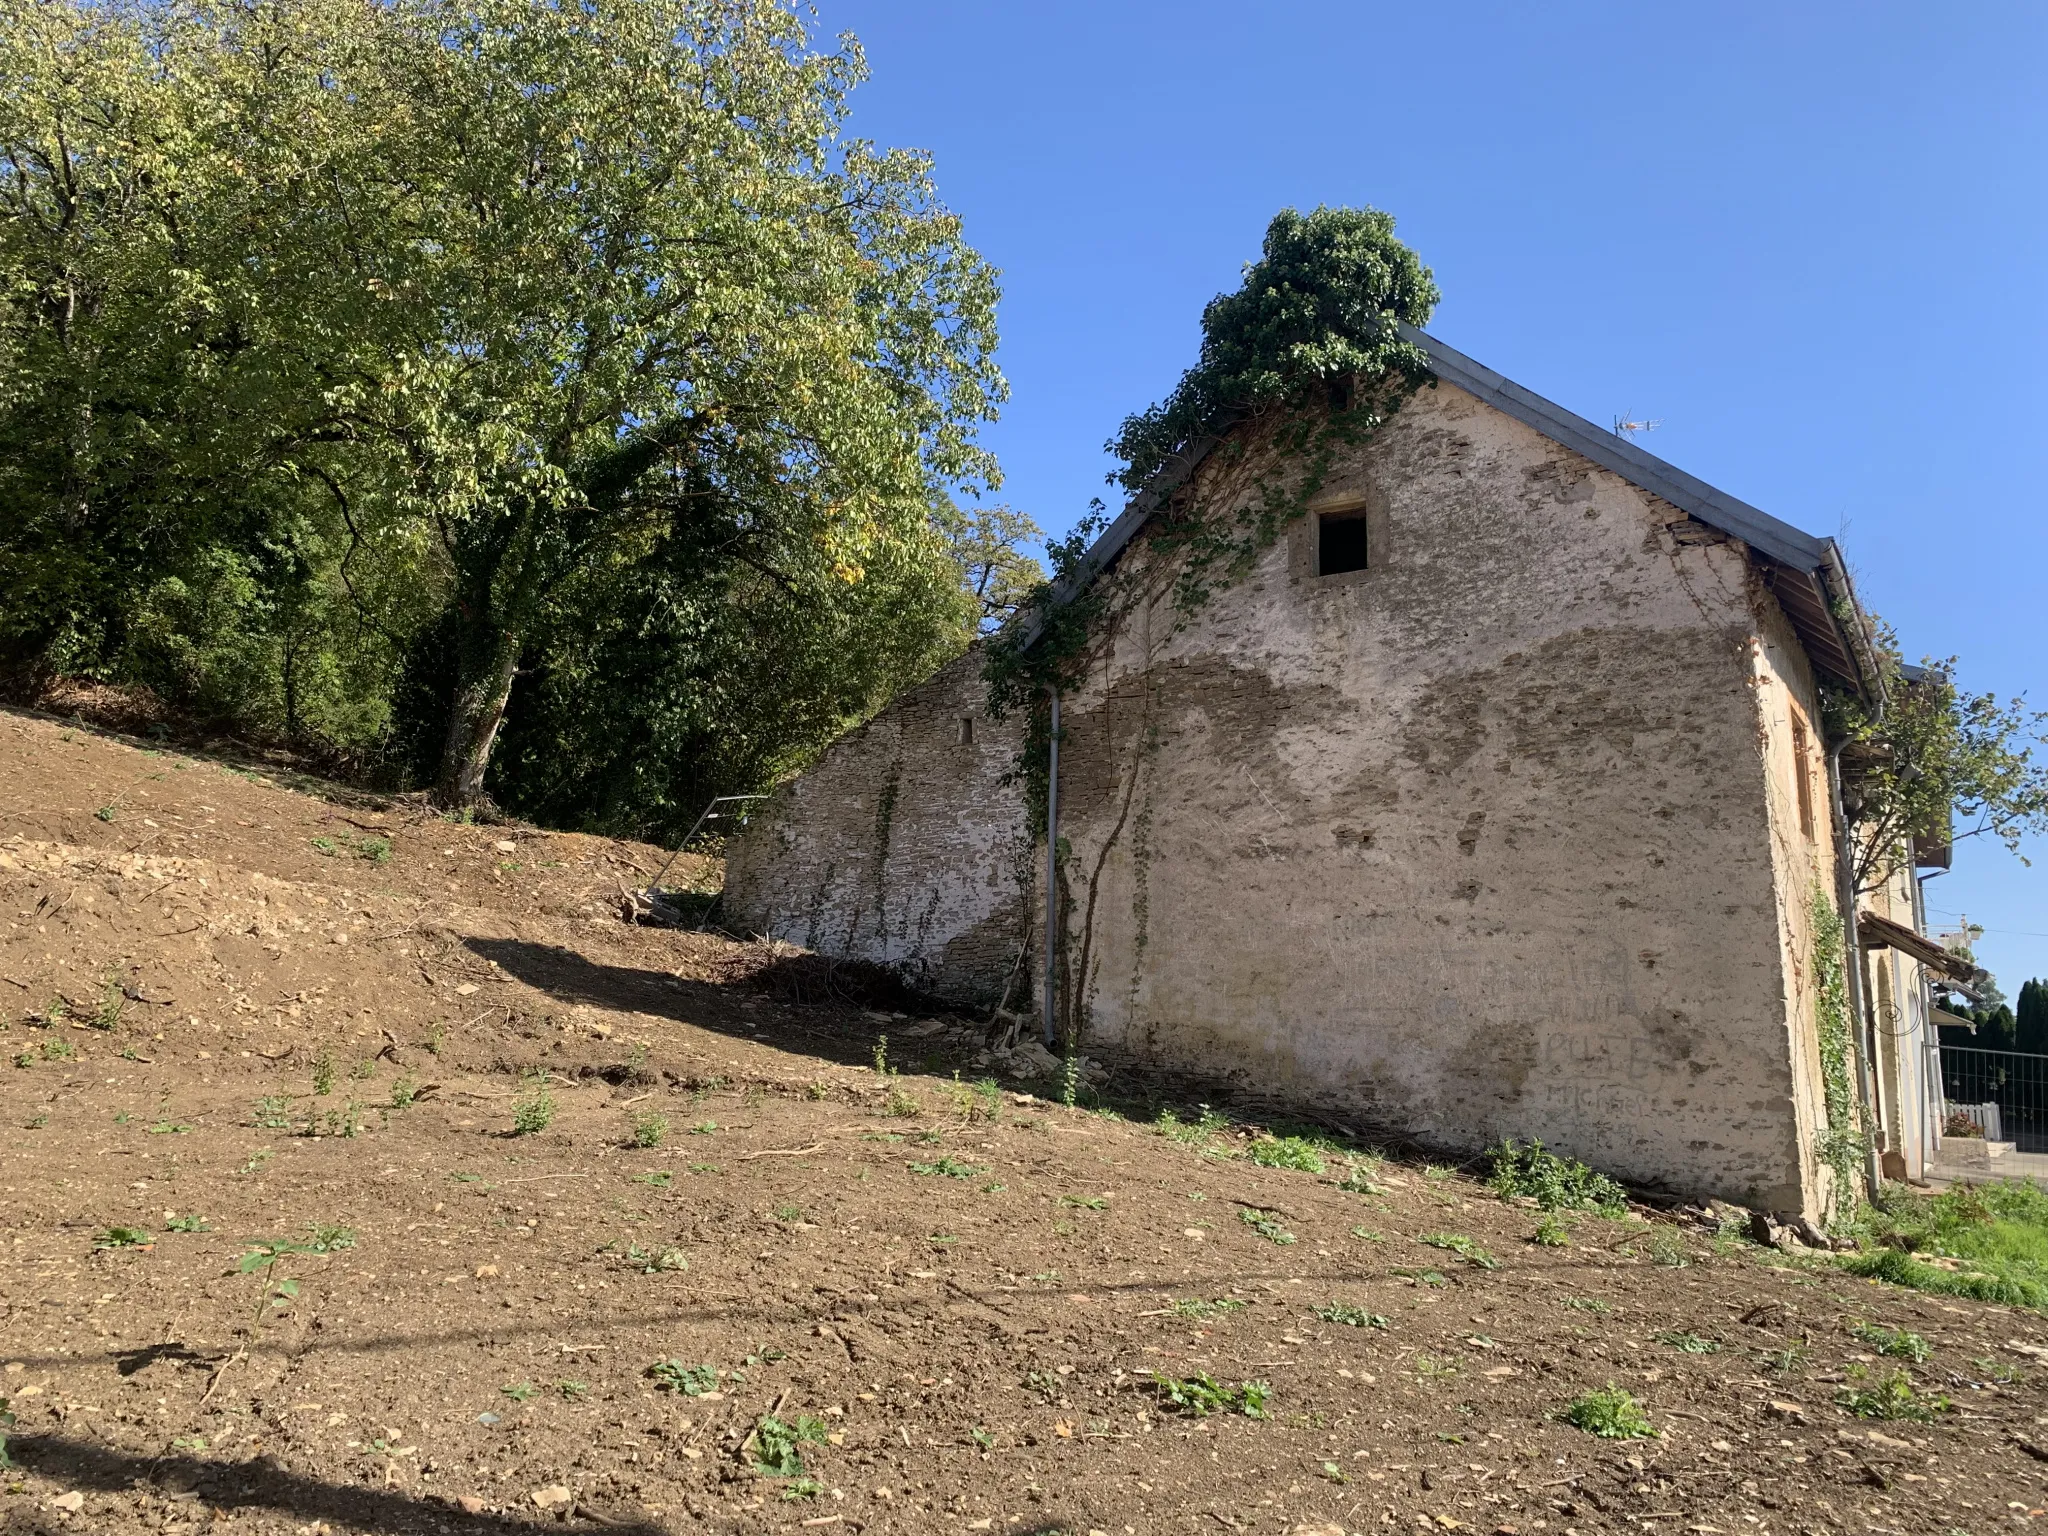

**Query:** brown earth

left=2, top=703, right=2047, bottom=1536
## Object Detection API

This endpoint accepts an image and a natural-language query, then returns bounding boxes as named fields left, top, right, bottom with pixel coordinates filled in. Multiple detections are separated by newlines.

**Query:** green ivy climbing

left=1810, top=886, right=1865, bottom=1221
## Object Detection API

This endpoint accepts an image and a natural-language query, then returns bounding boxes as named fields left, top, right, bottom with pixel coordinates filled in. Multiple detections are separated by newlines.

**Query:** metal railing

left=1940, top=1045, right=2048, bottom=1152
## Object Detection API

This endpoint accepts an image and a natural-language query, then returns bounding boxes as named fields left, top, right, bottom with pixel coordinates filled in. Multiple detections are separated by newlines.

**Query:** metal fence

left=1940, top=1045, right=2048, bottom=1153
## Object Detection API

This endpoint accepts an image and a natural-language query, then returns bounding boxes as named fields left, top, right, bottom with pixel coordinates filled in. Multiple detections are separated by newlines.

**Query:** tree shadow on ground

left=9, top=1432, right=668, bottom=1534
left=464, top=936, right=967, bottom=1073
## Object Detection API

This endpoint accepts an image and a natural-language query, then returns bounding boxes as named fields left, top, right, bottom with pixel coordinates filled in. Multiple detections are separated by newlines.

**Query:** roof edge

left=1011, top=327, right=1873, bottom=697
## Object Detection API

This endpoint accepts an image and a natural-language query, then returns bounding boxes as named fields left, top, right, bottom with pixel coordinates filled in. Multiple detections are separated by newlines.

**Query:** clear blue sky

left=817, top=0, right=2047, bottom=995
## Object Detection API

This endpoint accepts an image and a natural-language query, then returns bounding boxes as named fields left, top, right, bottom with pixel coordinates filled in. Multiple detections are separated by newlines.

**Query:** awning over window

left=1858, top=910, right=1975, bottom=982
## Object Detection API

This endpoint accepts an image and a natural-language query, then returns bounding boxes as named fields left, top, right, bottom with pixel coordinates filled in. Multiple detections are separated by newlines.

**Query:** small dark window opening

left=1318, top=510, right=1370, bottom=576
left=1790, top=714, right=1815, bottom=839
left=959, top=716, right=975, bottom=745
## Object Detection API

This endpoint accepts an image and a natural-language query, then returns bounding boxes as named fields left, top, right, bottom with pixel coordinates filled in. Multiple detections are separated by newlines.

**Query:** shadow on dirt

left=465, top=935, right=968, bottom=1068
left=10, top=1433, right=667, bottom=1534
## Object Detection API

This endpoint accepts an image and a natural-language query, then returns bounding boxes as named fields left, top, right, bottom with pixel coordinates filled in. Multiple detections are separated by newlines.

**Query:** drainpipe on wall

left=1825, top=726, right=1886, bottom=1201
left=1042, top=687, right=1061, bottom=1050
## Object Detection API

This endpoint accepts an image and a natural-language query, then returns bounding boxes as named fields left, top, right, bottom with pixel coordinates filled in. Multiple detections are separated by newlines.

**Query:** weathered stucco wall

left=1749, top=584, right=1847, bottom=1210
left=727, top=378, right=1842, bottom=1214
left=722, top=647, right=1034, bottom=1007
left=1051, top=381, right=1818, bottom=1211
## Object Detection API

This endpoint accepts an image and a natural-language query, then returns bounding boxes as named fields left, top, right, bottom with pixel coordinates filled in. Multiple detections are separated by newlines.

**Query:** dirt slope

left=2, top=704, right=2045, bottom=1536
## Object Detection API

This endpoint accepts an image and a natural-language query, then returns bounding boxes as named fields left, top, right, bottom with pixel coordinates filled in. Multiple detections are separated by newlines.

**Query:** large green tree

left=1, top=0, right=1008, bottom=811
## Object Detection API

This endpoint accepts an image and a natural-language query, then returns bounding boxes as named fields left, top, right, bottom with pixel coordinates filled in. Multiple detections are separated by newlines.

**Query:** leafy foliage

left=1836, top=1367, right=1949, bottom=1422
left=647, top=1360, right=719, bottom=1395
left=1145, top=1371, right=1270, bottom=1419
left=0, top=0, right=1020, bottom=832
left=1486, top=1140, right=1628, bottom=1214
left=1563, top=1385, right=1656, bottom=1439
left=1315, top=1303, right=1389, bottom=1329
left=1828, top=634, right=2048, bottom=896
left=748, top=1412, right=829, bottom=1477
left=1247, top=1135, right=1327, bottom=1173
left=1238, top=1208, right=1296, bottom=1245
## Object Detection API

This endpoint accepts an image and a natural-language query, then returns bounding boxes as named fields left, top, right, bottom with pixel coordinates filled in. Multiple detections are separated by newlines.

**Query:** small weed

left=624, top=1244, right=689, bottom=1274
left=1850, top=1321, right=1931, bottom=1362
left=1655, top=1330, right=1722, bottom=1354
left=631, top=1111, right=668, bottom=1148
left=633, top=1171, right=675, bottom=1189
left=1060, top=1052, right=1081, bottom=1107
left=1414, top=1353, right=1461, bottom=1381
left=1350, top=1225, right=1384, bottom=1242
left=41, top=1037, right=74, bottom=1062
left=872, top=1035, right=892, bottom=1076
left=773, top=1203, right=804, bottom=1222
left=1837, top=1366, right=1949, bottom=1422
left=884, top=1088, right=922, bottom=1118
left=556, top=1380, right=588, bottom=1401
left=1563, top=1384, right=1656, bottom=1439
left=239, top=1149, right=274, bottom=1175
left=423, top=1023, right=445, bottom=1056
left=689, top=1119, right=720, bottom=1135
left=969, top=1425, right=995, bottom=1450
left=1758, top=1344, right=1811, bottom=1375
left=148, top=1115, right=192, bottom=1135
left=1560, top=1295, right=1610, bottom=1313
left=1156, top=1105, right=1231, bottom=1147
left=647, top=1360, right=719, bottom=1395
left=805, top=1080, right=829, bottom=1101
left=1239, top=1208, right=1296, bottom=1245
left=164, top=1213, right=210, bottom=1233
left=1145, top=1371, right=1269, bottom=1419
left=25, top=1113, right=47, bottom=1129
left=1532, top=1212, right=1572, bottom=1247
left=1168, top=1297, right=1247, bottom=1320
left=252, top=1095, right=292, bottom=1129
left=1421, top=1232, right=1499, bottom=1269
left=1248, top=1135, right=1327, bottom=1173
left=95, top=803, right=118, bottom=822
left=1488, top=1139, right=1629, bottom=1213
left=389, top=1074, right=421, bottom=1109
left=96, top=1226, right=153, bottom=1249
left=908, top=1155, right=984, bottom=1179
left=511, top=1071, right=555, bottom=1135
left=978, top=1180, right=1006, bottom=1194
left=1646, top=1233, right=1690, bottom=1268
left=1337, top=1154, right=1387, bottom=1193
left=1316, top=1303, right=1389, bottom=1329
left=689, top=1161, right=719, bottom=1174
left=1423, top=1163, right=1455, bottom=1183
left=748, top=1412, right=828, bottom=1477
left=91, top=974, right=125, bottom=1030
left=500, top=1382, right=536, bottom=1403
left=1391, top=1267, right=1449, bottom=1287
left=0, top=1397, right=15, bottom=1467
left=1023, top=1369, right=1064, bottom=1403
left=312, top=1051, right=336, bottom=1096
left=1060, top=1194, right=1108, bottom=1210
left=349, top=1057, right=375, bottom=1081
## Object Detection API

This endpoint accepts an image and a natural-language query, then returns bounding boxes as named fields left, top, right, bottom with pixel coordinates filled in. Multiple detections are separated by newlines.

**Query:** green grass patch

left=1247, top=1135, right=1326, bottom=1173
left=1840, top=1181, right=2048, bottom=1309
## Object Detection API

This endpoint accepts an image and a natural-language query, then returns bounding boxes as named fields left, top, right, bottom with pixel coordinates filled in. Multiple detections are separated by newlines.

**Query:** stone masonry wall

left=722, top=646, right=1035, bottom=1008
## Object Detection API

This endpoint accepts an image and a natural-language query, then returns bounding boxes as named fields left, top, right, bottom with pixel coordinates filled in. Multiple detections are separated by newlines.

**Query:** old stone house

left=726, top=328, right=1955, bottom=1216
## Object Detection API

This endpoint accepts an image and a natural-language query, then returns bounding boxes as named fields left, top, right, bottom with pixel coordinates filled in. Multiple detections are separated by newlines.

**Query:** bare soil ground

left=3, top=704, right=2047, bottom=1536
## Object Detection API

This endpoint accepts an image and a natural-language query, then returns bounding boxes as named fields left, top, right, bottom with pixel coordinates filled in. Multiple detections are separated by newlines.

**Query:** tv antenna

left=1612, top=411, right=1662, bottom=439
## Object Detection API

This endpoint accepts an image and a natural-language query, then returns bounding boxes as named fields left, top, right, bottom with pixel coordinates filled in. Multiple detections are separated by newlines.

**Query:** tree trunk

left=437, top=622, right=522, bottom=809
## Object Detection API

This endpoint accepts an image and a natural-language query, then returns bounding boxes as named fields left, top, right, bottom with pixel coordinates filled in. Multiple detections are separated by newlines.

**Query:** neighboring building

left=726, top=328, right=1952, bottom=1217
